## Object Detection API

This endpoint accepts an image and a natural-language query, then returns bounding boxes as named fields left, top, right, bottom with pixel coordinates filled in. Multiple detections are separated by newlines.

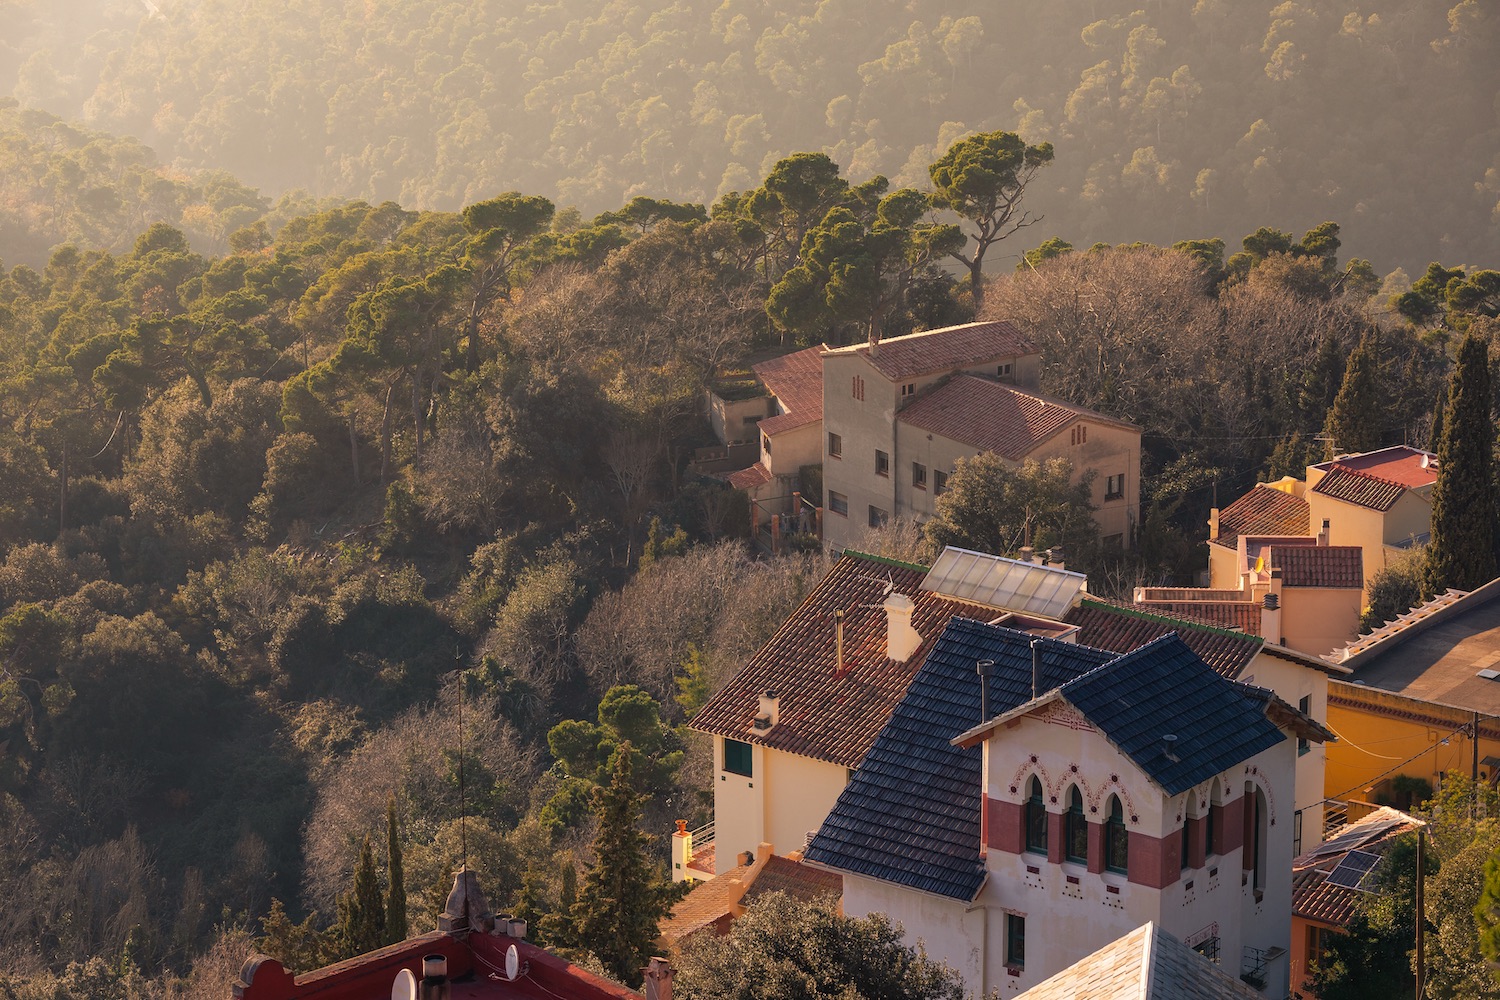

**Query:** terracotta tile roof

left=1063, top=598, right=1264, bottom=678
left=724, top=463, right=773, bottom=490
left=1312, top=465, right=1409, bottom=511
left=1270, top=545, right=1364, bottom=588
left=823, top=320, right=1037, bottom=380
left=1313, top=446, right=1438, bottom=489
left=896, top=375, right=1134, bottom=460
left=1138, top=600, right=1263, bottom=634
left=1211, top=485, right=1310, bottom=550
left=658, top=861, right=751, bottom=944
left=753, top=346, right=825, bottom=436
left=1018, top=921, right=1264, bottom=999
left=739, top=855, right=842, bottom=907
left=689, top=551, right=991, bottom=768
left=1292, top=808, right=1420, bottom=928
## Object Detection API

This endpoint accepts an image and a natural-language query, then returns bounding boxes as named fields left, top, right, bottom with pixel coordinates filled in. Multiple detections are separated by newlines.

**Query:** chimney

left=644, top=957, right=675, bottom=1000
left=834, top=609, right=846, bottom=677
left=1317, top=518, right=1330, bottom=547
left=883, top=592, right=923, bottom=661
left=671, top=821, right=693, bottom=883
left=1018, top=546, right=1035, bottom=563
left=1161, top=734, right=1180, bottom=762
left=1261, top=590, right=1283, bottom=646
left=1031, top=639, right=1043, bottom=699
left=736, top=850, right=754, bottom=866
left=1208, top=507, right=1221, bottom=541
left=1045, top=545, right=1065, bottom=571
left=421, top=955, right=451, bottom=1000
left=978, top=659, right=993, bottom=723
left=754, top=690, right=779, bottom=731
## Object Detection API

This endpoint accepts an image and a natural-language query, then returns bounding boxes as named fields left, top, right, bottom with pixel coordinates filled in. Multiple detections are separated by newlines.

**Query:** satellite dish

left=505, top=944, right=520, bottom=982
left=391, top=968, right=417, bottom=1000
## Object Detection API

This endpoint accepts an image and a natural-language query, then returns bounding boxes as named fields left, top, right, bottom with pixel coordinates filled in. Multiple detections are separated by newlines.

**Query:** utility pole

left=1415, top=825, right=1425, bottom=1000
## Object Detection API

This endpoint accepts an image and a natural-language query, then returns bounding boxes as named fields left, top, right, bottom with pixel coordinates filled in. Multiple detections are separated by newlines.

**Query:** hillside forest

left=0, top=2, right=1497, bottom=999
left=0, top=0, right=1497, bottom=273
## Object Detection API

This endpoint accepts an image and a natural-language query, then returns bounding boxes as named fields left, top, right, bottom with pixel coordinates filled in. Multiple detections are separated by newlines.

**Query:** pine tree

left=540, top=854, right=579, bottom=948
left=385, top=796, right=407, bottom=944
left=334, top=836, right=386, bottom=959
left=572, top=744, right=671, bottom=985
left=1322, top=330, right=1385, bottom=456
left=1424, top=332, right=1498, bottom=596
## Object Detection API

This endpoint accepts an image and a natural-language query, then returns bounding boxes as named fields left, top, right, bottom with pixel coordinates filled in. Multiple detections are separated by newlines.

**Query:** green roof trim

left=840, top=549, right=932, bottom=574
left=1078, top=597, right=1265, bottom=644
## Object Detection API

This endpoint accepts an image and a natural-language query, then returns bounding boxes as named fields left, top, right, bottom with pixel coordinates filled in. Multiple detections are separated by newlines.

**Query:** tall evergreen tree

left=572, top=744, right=671, bottom=986
left=1322, top=330, right=1385, bottom=456
left=333, top=836, right=386, bottom=959
left=385, top=796, right=407, bottom=944
left=1424, top=332, right=1498, bottom=596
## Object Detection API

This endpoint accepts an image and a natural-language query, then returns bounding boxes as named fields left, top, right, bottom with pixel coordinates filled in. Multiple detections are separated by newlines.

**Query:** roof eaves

left=951, top=690, right=1065, bottom=748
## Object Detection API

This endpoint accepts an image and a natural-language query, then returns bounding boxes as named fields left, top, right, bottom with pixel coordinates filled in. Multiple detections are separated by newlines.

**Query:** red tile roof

left=1314, top=446, right=1438, bottom=489
left=740, top=855, right=843, bottom=907
left=824, top=320, right=1037, bottom=380
left=753, top=346, right=825, bottom=436
left=1211, top=485, right=1311, bottom=550
left=1141, top=600, right=1264, bottom=634
left=1292, top=809, right=1420, bottom=927
left=1062, top=598, right=1264, bottom=677
left=1312, top=465, right=1409, bottom=511
left=725, top=463, right=773, bottom=490
left=896, top=375, right=1134, bottom=460
left=1270, top=545, right=1364, bottom=588
left=659, top=861, right=752, bottom=944
left=689, top=551, right=990, bottom=768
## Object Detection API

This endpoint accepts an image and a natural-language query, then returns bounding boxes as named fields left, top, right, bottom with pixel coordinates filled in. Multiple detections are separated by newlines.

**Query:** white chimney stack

left=883, top=592, right=922, bottom=661
left=754, top=690, right=779, bottom=731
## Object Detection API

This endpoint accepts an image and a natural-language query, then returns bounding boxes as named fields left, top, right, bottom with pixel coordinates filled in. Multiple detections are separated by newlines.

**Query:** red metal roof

left=1211, top=485, right=1310, bottom=550
left=824, top=320, right=1037, bottom=380
left=1311, top=465, right=1409, bottom=511
left=1270, top=544, right=1364, bottom=588
left=1062, top=598, right=1264, bottom=678
left=689, top=551, right=991, bottom=768
left=896, top=375, right=1133, bottom=460
left=752, top=346, right=825, bottom=436
left=1314, top=446, right=1438, bottom=489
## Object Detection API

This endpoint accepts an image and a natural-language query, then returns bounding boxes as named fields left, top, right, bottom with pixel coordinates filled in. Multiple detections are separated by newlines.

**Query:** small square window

left=875, top=450, right=890, bottom=477
left=1298, top=696, right=1311, bottom=756
left=997, top=363, right=1013, bottom=378
left=1105, top=473, right=1124, bottom=501
left=900, top=382, right=916, bottom=397
left=1005, top=913, right=1025, bottom=968
left=912, top=462, right=927, bottom=489
left=868, top=505, right=889, bottom=529
left=934, top=469, right=949, bottom=495
left=723, top=738, right=752, bottom=777
left=828, top=491, right=849, bottom=516
left=828, top=431, right=842, bottom=458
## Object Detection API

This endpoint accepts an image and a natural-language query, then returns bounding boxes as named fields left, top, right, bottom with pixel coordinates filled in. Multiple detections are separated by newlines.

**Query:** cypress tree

left=573, top=744, right=671, bottom=985
left=385, top=796, right=407, bottom=944
left=1423, top=333, right=1498, bottom=596
left=334, top=836, right=386, bottom=958
left=1322, top=330, right=1385, bottom=457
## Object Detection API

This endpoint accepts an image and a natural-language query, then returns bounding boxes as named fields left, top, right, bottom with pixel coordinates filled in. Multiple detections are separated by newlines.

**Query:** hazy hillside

left=4, top=0, right=1496, bottom=272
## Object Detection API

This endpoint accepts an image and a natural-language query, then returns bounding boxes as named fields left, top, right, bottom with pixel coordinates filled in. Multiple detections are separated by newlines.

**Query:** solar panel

left=1324, top=850, right=1382, bottom=890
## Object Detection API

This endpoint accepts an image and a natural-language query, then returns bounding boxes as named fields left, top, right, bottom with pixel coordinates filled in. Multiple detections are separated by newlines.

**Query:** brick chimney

left=644, top=957, right=674, bottom=1000
left=883, top=592, right=922, bottom=661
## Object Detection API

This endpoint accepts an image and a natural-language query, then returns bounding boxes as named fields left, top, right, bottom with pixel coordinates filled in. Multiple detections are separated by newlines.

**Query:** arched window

left=1105, top=796, right=1128, bottom=874
left=1181, top=792, right=1197, bottom=871
left=1206, top=782, right=1221, bottom=858
left=1024, top=776, right=1047, bottom=854
left=1065, top=786, right=1088, bottom=864
left=1248, top=782, right=1269, bottom=893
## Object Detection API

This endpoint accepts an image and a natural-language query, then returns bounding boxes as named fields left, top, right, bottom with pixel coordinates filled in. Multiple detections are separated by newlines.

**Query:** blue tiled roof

left=804, top=618, right=1113, bottom=902
left=1060, top=634, right=1287, bottom=796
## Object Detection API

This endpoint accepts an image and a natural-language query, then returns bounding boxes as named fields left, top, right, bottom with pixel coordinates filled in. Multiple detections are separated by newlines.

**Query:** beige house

left=820, top=321, right=1140, bottom=553
left=714, top=345, right=827, bottom=512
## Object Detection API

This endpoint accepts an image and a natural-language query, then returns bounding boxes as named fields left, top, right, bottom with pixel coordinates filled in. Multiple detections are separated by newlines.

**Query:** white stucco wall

left=712, top=737, right=850, bottom=872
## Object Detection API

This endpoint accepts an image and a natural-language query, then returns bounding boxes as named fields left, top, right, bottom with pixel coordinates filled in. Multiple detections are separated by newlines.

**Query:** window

left=1181, top=792, right=1196, bottom=871
left=828, top=431, right=842, bottom=458
left=912, top=462, right=927, bottom=489
left=997, top=363, right=1013, bottom=378
left=1206, top=786, right=1220, bottom=857
left=1249, top=784, right=1268, bottom=893
left=828, top=490, right=849, bottom=516
left=1298, top=695, right=1311, bottom=756
left=1024, top=777, right=1047, bottom=854
left=868, top=505, right=889, bottom=529
left=1065, top=786, right=1088, bottom=864
left=900, top=382, right=916, bottom=397
left=1293, top=809, right=1303, bottom=858
left=762, top=434, right=771, bottom=454
left=851, top=375, right=865, bottom=401
left=1005, top=913, right=1025, bottom=968
left=1105, top=473, right=1125, bottom=501
left=934, top=469, right=949, bottom=495
left=1192, top=937, right=1220, bottom=964
left=723, top=738, right=752, bottom=777
left=875, top=450, right=890, bottom=476
left=1070, top=424, right=1087, bottom=445
left=1105, top=796, right=1128, bottom=874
